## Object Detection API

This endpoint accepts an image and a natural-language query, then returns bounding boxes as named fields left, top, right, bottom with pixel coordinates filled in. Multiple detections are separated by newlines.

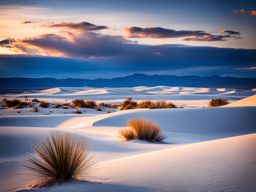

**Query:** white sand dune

left=0, top=89, right=255, bottom=192
left=224, top=95, right=256, bottom=107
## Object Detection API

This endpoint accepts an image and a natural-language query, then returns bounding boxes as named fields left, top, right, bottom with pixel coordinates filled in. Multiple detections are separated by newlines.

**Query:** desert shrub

left=137, top=101, right=154, bottom=108
left=209, top=98, right=229, bottom=107
left=24, top=131, right=92, bottom=187
left=40, top=101, right=49, bottom=108
left=72, top=100, right=96, bottom=108
left=120, top=98, right=137, bottom=110
left=99, top=102, right=119, bottom=109
left=95, top=107, right=102, bottom=111
left=150, top=100, right=176, bottom=109
left=74, top=109, right=82, bottom=114
left=53, top=104, right=62, bottom=108
left=32, top=98, right=40, bottom=102
left=137, top=100, right=176, bottom=109
left=5, top=99, right=22, bottom=108
left=128, top=119, right=164, bottom=142
left=119, top=128, right=135, bottom=141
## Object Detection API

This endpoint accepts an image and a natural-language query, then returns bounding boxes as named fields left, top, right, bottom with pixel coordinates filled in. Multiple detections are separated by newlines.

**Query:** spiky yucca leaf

left=25, top=131, right=92, bottom=186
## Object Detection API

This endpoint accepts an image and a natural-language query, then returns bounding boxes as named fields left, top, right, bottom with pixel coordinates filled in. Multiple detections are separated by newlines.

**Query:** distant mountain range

left=0, top=74, right=255, bottom=90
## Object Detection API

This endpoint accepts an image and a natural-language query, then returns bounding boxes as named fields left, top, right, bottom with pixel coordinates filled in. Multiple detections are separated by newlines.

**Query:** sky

left=0, top=0, right=256, bottom=78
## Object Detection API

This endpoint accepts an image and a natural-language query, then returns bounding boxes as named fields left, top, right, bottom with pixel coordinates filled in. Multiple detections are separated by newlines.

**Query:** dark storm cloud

left=126, top=27, right=209, bottom=38
left=126, top=27, right=242, bottom=42
left=0, top=38, right=15, bottom=48
left=184, top=35, right=229, bottom=41
left=223, top=30, right=240, bottom=35
left=47, top=21, right=108, bottom=31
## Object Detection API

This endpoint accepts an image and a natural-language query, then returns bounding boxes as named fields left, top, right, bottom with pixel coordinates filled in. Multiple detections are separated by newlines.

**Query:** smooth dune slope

left=224, top=95, right=256, bottom=107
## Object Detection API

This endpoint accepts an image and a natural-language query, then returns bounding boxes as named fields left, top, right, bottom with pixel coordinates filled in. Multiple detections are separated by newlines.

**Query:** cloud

left=126, top=27, right=241, bottom=41
left=47, top=21, right=108, bottom=31
left=0, top=38, right=15, bottom=48
left=126, top=27, right=208, bottom=38
left=18, top=32, right=132, bottom=57
left=223, top=30, right=240, bottom=35
left=23, top=20, right=31, bottom=24
left=235, top=9, right=256, bottom=16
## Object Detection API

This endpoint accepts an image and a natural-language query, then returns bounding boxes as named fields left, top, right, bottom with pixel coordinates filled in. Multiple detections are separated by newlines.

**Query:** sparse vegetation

left=137, top=100, right=177, bottom=109
left=72, top=99, right=96, bottom=108
left=39, top=101, right=49, bottom=108
left=120, top=119, right=164, bottom=142
left=120, top=98, right=137, bottom=110
left=32, top=98, right=40, bottom=102
left=5, top=99, right=23, bottom=108
left=95, top=107, right=102, bottom=111
left=119, top=128, right=135, bottom=141
left=99, top=102, right=119, bottom=109
left=53, top=104, right=62, bottom=108
left=209, top=98, right=229, bottom=107
left=74, top=109, right=82, bottom=114
left=24, top=131, right=92, bottom=187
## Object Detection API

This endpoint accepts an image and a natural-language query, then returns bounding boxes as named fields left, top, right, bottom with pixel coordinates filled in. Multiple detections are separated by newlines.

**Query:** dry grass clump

left=72, top=100, right=96, bottom=108
left=5, top=99, right=23, bottom=108
left=32, top=98, right=40, bottom=102
left=119, top=128, right=135, bottom=141
left=122, top=99, right=177, bottom=110
left=74, top=109, right=82, bottom=114
left=24, top=131, right=92, bottom=187
left=120, top=119, right=164, bottom=142
left=99, top=102, right=119, bottom=109
left=137, top=100, right=154, bottom=108
left=120, top=98, right=137, bottom=110
left=209, top=98, right=229, bottom=107
left=39, top=101, right=49, bottom=108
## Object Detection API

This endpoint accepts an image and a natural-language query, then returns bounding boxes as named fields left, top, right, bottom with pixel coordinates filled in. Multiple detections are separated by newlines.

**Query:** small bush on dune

left=150, top=100, right=176, bottom=109
left=32, top=98, right=40, bottom=102
left=137, top=100, right=154, bottom=108
left=40, top=101, right=49, bottom=108
left=127, top=119, right=164, bottom=142
left=137, top=100, right=177, bottom=109
left=99, top=102, right=119, bottom=109
left=5, top=99, right=22, bottom=108
left=119, top=128, right=135, bottom=141
left=209, top=98, right=229, bottom=107
left=120, top=98, right=137, bottom=110
left=24, top=132, right=92, bottom=187
left=72, top=100, right=96, bottom=108
left=74, top=109, right=82, bottom=114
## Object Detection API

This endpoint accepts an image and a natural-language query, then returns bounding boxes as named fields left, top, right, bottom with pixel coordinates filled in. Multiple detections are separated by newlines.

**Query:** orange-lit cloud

left=235, top=9, right=256, bottom=16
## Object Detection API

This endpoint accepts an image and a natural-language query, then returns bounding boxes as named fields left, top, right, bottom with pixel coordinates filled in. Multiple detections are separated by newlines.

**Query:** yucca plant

left=128, top=119, right=164, bottom=142
left=24, top=131, right=92, bottom=187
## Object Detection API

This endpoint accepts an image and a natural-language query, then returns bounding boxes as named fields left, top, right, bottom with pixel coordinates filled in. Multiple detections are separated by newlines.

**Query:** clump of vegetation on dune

left=119, top=128, right=135, bottom=141
left=120, top=98, right=137, bottom=110
left=137, top=100, right=177, bottom=109
left=209, top=98, right=229, bottom=107
left=120, top=98, right=177, bottom=110
left=39, top=101, right=49, bottom=108
left=3, top=99, right=29, bottom=108
left=24, top=131, right=92, bottom=188
left=71, top=99, right=96, bottom=108
left=120, top=119, right=164, bottom=142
